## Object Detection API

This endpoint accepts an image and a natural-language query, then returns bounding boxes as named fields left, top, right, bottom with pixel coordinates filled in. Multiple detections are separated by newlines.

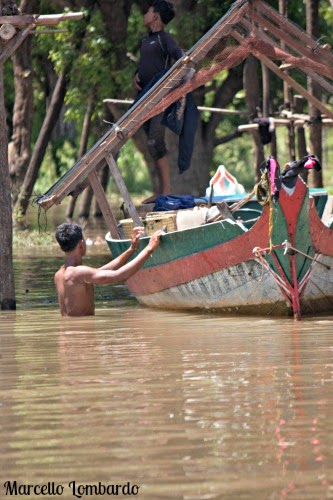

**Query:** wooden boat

left=36, top=0, right=333, bottom=319
left=106, top=157, right=333, bottom=320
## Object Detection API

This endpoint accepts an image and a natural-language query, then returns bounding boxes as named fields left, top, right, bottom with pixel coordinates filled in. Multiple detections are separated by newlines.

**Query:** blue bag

left=153, top=194, right=196, bottom=212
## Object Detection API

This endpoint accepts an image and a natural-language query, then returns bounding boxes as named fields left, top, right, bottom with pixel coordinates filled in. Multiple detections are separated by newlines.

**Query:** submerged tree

left=0, top=0, right=22, bottom=310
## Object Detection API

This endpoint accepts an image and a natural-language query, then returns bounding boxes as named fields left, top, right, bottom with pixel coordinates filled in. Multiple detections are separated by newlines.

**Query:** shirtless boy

left=54, top=222, right=162, bottom=317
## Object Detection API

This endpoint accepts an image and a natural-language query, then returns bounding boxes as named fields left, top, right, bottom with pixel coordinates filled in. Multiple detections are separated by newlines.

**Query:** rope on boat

left=229, top=170, right=273, bottom=215
left=254, top=169, right=275, bottom=251
left=282, top=241, right=331, bottom=270
left=253, top=241, right=331, bottom=270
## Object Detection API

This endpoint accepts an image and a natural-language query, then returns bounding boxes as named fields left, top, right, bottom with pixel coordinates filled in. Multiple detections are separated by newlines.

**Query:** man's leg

left=142, top=114, right=170, bottom=203
left=156, top=155, right=171, bottom=195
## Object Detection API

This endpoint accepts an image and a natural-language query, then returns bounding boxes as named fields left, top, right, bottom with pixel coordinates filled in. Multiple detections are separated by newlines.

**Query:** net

left=37, top=0, right=333, bottom=209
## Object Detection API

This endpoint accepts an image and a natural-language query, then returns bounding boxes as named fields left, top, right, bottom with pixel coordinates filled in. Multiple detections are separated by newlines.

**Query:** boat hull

left=106, top=178, right=333, bottom=318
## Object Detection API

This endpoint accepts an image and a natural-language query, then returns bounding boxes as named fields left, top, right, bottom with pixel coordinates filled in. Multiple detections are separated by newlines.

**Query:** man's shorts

left=143, top=112, right=167, bottom=161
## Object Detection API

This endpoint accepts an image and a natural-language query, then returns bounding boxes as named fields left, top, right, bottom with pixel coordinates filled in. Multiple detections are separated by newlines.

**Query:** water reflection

left=1, top=249, right=333, bottom=498
left=1, top=305, right=333, bottom=499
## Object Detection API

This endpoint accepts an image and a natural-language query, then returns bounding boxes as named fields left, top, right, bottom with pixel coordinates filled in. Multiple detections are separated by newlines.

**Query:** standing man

left=133, top=0, right=183, bottom=204
left=54, top=222, right=163, bottom=317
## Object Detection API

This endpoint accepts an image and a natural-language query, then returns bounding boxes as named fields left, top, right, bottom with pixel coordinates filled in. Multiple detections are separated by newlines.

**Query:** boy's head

left=151, top=0, right=175, bottom=25
left=55, top=222, right=84, bottom=253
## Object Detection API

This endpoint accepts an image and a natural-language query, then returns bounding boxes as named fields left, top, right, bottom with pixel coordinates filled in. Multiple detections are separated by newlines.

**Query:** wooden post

left=294, top=96, right=308, bottom=158
left=87, top=168, right=120, bottom=239
left=306, top=0, right=323, bottom=188
left=105, top=152, right=143, bottom=229
left=294, top=95, right=309, bottom=183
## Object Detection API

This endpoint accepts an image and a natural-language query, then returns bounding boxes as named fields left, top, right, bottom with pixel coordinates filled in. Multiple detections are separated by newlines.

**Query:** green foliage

left=112, top=140, right=150, bottom=193
left=34, top=141, right=78, bottom=194
left=4, top=0, right=333, bottom=208
left=13, top=229, right=54, bottom=247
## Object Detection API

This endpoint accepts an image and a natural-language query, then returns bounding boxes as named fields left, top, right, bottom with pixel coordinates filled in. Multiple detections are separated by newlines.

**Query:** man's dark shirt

left=137, top=30, right=182, bottom=89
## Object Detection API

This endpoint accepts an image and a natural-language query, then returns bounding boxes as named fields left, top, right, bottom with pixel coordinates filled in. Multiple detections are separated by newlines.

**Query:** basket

left=121, top=203, right=155, bottom=219
left=144, top=212, right=177, bottom=235
left=118, top=218, right=142, bottom=239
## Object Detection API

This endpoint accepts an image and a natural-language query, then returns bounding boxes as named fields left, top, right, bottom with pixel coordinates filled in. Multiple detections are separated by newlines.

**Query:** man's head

left=55, top=222, right=84, bottom=253
left=151, top=0, right=175, bottom=25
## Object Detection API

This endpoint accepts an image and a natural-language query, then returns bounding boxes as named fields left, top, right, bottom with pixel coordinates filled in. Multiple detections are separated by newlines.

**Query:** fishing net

left=37, top=0, right=333, bottom=209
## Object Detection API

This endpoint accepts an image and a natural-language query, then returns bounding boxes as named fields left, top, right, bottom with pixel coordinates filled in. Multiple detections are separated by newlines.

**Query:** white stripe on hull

left=133, top=256, right=333, bottom=316
left=133, top=260, right=291, bottom=315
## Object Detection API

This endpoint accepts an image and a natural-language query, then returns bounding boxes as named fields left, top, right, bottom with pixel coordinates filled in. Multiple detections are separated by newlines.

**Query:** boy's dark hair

left=152, top=0, right=175, bottom=25
left=55, top=222, right=83, bottom=252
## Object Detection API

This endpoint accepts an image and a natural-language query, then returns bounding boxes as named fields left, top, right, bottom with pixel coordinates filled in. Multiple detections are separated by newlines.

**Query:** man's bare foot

left=142, top=195, right=158, bottom=204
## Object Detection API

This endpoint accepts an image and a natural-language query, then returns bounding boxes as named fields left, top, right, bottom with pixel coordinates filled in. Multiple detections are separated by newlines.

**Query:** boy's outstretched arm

left=99, top=227, right=145, bottom=271
left=76, top=230, right=163, bottom=285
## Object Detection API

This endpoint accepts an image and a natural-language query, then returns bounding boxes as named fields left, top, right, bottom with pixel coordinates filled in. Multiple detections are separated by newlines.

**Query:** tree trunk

left=0, top=63, right=16, bottom=310
left=9, top=0, right=38, bottom=203
left=15, top=72, right=68, bottom=217
left=66, top=97, right=94, bottom=218
left=306, top=0, right=323, bottom=188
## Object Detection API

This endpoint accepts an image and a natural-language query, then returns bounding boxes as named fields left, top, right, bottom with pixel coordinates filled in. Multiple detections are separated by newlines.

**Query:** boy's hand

left=130, top=226, right=145, bottom=252
left=147, top=229, right=164, bottom=252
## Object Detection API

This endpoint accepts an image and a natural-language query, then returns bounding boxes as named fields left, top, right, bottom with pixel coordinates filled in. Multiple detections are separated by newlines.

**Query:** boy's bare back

left=54, top=265, right=95, bottom=317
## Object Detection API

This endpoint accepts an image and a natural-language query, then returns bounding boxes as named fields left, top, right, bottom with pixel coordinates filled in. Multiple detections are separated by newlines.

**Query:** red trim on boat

left=126, top=210, right=270, bottom=295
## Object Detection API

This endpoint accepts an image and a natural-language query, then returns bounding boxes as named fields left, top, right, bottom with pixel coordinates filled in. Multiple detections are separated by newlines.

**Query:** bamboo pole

left=103, top=98, right=247, bottom=115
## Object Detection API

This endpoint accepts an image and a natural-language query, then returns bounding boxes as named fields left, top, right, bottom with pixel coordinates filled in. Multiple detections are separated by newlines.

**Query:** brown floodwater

left=1, top=228, right=333, bottom=499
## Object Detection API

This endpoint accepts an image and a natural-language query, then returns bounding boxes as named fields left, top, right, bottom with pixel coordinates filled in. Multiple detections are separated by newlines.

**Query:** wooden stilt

left=105, top=152, right=143, bottom=229
left=294, top=96, right=308, bottom=159
left=87, top=168, right=120, bottom=239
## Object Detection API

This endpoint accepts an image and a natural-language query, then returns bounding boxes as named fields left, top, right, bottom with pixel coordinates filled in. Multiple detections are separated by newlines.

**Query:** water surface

left=1, top=245, right=333, bottom=499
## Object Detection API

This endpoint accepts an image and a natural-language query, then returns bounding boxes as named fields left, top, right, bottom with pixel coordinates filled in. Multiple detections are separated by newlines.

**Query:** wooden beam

left=0, top=15, right=35, bottom=26
left=253, top=0, right=333, bottom=66
left=239, top=18, right=333, bottom=95
left=37, top=1, right=249, bottom=209
left=87, top=168, right=120, bottom=239
left=238, top=119, right=290, bottom=132
left=105, top=153, right=143, bottom=229
left=255, top=55, right=333, bottom=120
left=0, top=12, right=84, bottom=27
left=247, top=7, right=333, bottom=80
left=231, top=29, right=333, bottom=120
left=103, top=98, right=247, bottom=115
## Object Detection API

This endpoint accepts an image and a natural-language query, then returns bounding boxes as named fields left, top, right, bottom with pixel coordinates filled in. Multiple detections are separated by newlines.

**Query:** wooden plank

left=231, top=30, right=333, bottom=120
left=256, top=56, right=333, bottom=120
left=254, top=0, right=333, bottom=66
left=247, top=8, right=333, bottom=80
left=0, top=15, right=35, bottom=26
left=0, top=13, right=84, bottom=27
left=87, top=168, right=120, bottom=239
left=35, top=13, right=84, bottom=25
left=105, top=153, right=143, bottom=229
left=239, top=18, right=333, bottom=95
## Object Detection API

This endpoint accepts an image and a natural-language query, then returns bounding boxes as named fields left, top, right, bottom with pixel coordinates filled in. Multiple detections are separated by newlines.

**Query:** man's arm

left=99, top=227, right=144, bottom=271
left=76, top=230, right=163, bottom=285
